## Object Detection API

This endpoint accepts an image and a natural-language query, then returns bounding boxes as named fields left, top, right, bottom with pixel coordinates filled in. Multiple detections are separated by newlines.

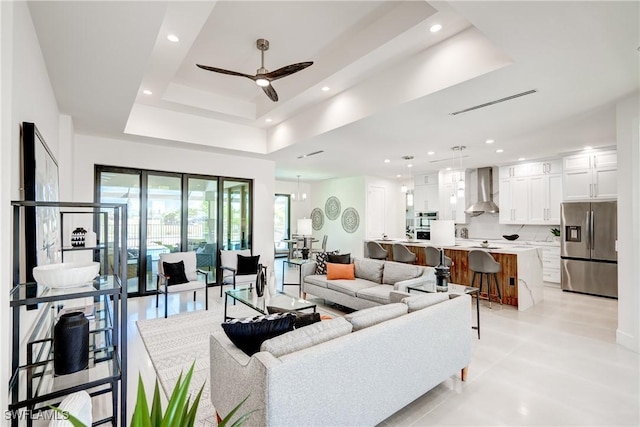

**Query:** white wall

left=71, top=134, right=276, bottom=272
left=310, top=176, right=366, bottom=257
left=1, top=0, right=66, bottom=415
left=615, top=92, right=639, bottom=353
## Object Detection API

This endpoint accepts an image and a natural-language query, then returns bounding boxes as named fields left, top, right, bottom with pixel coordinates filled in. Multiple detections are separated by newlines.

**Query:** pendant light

left=455, top=146, right=466, bottom=198
left=291, top=175, right=307, bottom=201
left=399, top=155, right=413, bottom=194
left=449, top=148, right=457, bottom=205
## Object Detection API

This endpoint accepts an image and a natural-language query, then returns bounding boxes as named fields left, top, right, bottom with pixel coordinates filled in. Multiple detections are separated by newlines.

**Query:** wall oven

left=415, top=212, right=438, bottom=240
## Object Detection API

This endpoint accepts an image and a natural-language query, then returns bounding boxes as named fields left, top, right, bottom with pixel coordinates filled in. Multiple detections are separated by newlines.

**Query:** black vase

left=256, top=265, right=266, bottom=297
left=54, top=312, right=89, bottom=375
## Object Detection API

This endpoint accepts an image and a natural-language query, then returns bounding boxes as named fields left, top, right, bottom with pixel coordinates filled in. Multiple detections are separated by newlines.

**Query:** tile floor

left=123, top=259, right=639, bottom=426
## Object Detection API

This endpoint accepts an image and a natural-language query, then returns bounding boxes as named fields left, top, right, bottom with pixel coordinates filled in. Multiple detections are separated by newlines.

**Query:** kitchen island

left=366, top=239, right=544, bottom=311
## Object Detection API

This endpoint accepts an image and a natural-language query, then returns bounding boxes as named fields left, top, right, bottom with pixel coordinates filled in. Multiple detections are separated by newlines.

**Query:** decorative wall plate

left=325, top=196, right=341, bottom=220
left=341, top=207, right=360, bottom=233
left=311, top=208, right=324, bottom=230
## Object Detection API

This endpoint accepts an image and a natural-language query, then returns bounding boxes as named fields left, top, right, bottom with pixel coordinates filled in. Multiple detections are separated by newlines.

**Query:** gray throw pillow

left=382, top=262, right=421, bottom=284
left=402, top=293, right=449, bottom=312
left=354, top=258, right=384, bottom=284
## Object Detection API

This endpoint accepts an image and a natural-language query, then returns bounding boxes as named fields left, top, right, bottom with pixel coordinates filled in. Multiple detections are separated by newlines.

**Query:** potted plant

left=550, top=228, right=561, bottom=242
left=51, top=362, right=253, bottom=427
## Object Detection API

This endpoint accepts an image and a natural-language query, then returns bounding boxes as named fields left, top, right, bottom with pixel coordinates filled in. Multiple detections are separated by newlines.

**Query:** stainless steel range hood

left=465, top=167, right=499, bottom=216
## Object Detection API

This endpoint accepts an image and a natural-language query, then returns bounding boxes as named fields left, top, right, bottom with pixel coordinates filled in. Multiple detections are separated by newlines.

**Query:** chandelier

left=291, top=175, right=307, bottom=201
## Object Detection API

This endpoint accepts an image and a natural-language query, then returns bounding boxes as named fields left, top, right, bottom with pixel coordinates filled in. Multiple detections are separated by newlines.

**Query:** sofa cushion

left=260, top=317, right=353, bottom=358
left=221, top=312, right=296, bottom=356
left=328, top=253, right=351, bottom=264
left=382, top=262, right=423, bottom=285
left=315, top=250, right=339, bottom=275
left=356, top=284, right=395, bottom=305
left=402, top=293, right=449, bottom=312
left=327, top=263, right=355, bottom=280
left=327, top=278, right=376, bottom=297
left=344, top=303, right=408, bottom=331
left=354, top=258, right=384, bottom=284
left=303, top=274, right=329, bottom=289
left=266, top=306, right=321, bottom=329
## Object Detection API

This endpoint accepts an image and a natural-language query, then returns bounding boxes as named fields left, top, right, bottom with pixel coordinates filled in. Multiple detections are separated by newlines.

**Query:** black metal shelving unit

left=9, top=201, right=127, bottom=426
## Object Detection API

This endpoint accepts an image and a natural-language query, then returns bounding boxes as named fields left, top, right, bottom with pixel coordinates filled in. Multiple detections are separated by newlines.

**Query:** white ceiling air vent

left=450, top=89, right=538, bottom=116
left=297, top=150, right=324, bottom=159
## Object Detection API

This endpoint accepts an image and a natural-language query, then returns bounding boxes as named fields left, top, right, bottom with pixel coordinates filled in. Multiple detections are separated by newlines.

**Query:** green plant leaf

left=160, top=362, right=196, bottom=427
left=184, top=383, right=205, bottom=427
left=131, top=375, right=152, bottom=427
left=150, top=379, right=163, bottom=427
left=48, top=406, right=87, bottom=427
left=217, top=394, right=258, bottom=427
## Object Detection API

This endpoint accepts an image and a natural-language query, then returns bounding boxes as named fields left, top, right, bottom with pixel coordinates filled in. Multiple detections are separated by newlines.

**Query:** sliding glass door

left=96, top=166, right=251, bottom=296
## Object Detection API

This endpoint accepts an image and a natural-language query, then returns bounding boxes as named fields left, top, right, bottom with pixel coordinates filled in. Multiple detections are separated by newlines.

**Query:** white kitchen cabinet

left=413, top=173, right=439, bottom=212
left=541, top=246, right=561, bottom=283
left=563, top=150, right=617, bottom=201
left=499, top=162, right=563, bottom=225
left=528, top=174, right=562, bottom=224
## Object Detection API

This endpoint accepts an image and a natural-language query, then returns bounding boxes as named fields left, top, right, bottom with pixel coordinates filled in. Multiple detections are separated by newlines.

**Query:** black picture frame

left=22, top=122, right=60, bottom=283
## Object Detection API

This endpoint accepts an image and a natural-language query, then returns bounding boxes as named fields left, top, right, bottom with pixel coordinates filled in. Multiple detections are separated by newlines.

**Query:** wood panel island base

left=369, top=240, right=544, bottom=310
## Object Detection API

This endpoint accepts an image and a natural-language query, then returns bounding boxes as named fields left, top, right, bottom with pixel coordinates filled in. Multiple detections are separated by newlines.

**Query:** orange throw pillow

left=326, top=262, right=355, bottom=280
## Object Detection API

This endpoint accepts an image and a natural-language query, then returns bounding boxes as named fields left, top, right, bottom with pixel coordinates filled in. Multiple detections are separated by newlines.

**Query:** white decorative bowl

left=32, top=262, right=100, bottom=288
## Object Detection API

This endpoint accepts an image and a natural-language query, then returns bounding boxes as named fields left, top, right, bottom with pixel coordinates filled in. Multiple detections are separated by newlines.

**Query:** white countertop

left=370, top=237, right=558, bottom=254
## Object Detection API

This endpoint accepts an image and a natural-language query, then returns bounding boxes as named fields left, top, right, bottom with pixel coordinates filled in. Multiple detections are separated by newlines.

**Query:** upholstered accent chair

left=157, top=252, right=209, bottom=318
left=219, top=249, right=260, bottom=297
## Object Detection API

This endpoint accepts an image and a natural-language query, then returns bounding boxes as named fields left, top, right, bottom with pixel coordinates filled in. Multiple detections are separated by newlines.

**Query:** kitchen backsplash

left=456, top=212, right=559, bottom=242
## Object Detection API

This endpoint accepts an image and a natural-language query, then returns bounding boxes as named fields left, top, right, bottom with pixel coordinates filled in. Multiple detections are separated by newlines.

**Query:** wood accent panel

left=370, top=241, right=519, bottom=307
left=445, top=249, right=518, bottom=307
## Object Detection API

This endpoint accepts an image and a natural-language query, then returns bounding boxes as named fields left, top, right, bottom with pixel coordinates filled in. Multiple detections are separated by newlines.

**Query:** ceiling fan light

left=256, top=78, right=270, bottom=87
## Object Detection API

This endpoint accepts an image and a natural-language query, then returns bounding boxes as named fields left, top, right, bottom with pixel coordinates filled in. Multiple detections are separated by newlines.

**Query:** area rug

left=137, top=310, right=221, bottom=426
left=136, top=304, right=342, bottom=426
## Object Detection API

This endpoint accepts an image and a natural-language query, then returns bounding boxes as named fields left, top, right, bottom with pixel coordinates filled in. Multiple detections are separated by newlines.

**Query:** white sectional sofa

left=301, top=257, right=436, bottom=310
left=210, top=292, right=472, bottom=426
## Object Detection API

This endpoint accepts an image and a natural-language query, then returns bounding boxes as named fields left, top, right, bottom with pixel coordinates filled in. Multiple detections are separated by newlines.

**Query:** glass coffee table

left=407, top=283, right=480, bottom=339
left=224, top=288, right=317, bottom=320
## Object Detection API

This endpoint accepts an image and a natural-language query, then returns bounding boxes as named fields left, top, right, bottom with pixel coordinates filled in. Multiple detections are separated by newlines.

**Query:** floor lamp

left=297, top=218, right=313, bottom=259
left=430, top=220, right=455, bottom=292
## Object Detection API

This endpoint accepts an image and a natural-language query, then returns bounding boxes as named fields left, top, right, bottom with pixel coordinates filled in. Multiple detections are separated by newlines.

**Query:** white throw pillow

left=402, top=293, right=449, bottom=312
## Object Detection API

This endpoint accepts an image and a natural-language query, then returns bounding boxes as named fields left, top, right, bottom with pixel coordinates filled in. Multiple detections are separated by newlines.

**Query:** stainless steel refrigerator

left=560, top=201, right=617, bottom=298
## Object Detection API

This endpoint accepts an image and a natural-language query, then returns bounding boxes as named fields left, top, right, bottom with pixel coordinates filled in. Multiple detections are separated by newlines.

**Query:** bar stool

left=392, top=244, right=417, bottom=264
left=468, top=249, right=502, bottom=308
left=425, top=246, right=452, bottom=267
left=366, top=241, right=388, bottom=260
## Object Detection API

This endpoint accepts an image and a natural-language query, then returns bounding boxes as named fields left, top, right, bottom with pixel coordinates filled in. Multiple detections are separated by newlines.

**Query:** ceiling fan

left=196, top=38, right=313, bottom=102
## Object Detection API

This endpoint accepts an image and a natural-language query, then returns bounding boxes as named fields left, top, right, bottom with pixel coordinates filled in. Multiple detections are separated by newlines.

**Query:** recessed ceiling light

left=384, top=159, right=390, bottom=163
left=584, top=146, right=593, bottom=150
left=496, top=149, right=504, bottom=153
left=408, top=164, right=413, bottom=168
left=167, top=34, right=179, bottom=43
left=265, top=118, right=272, bottom=123
left=321, top=86, right=330, bottom=92
left=142, top=89, right=152, bottom=95
left=427, top=151, right=435, bottom=156
left=485, top=139, right=495, bottom=144
left=429, top=24, right=442, bottom=33
left=518, top=157, right=526, bottom=161
left=446, top=167, right=451, bottom=171
left=396, top=174, right=402, bottom=178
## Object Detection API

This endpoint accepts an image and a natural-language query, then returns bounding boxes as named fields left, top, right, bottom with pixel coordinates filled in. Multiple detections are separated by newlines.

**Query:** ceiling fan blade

left=265, top=62, right=313, bottom=81
left=196, top=64, right=255, bottom=80
left=262, top=84, right=279, bottom=102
